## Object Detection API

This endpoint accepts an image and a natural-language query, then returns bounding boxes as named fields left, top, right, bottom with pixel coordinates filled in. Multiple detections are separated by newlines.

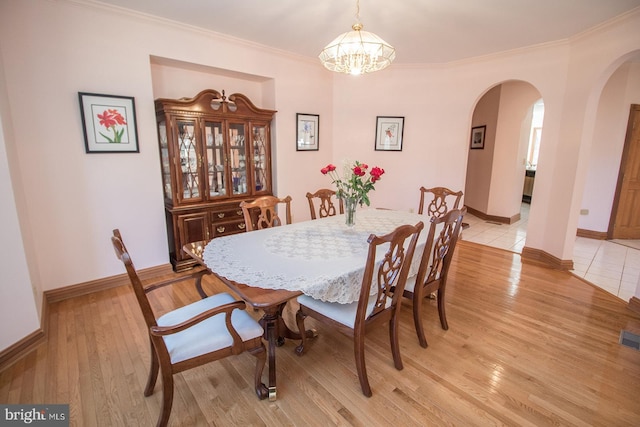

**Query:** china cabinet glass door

left=205, top=121, right=226, bottom=198
left=158, top=120, right=172, bottom=200
left=252, top=124, right=269, bottom=192
left=175, top=119, right=202, bottom=202
left=228, top=122, right=248, bottom=196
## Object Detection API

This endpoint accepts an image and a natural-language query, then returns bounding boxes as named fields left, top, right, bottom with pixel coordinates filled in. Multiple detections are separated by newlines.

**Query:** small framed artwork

left=470, top=125, right=486, bottom=150
left=296, top=113, right=319, bottom=151
left=79, top=92, right=139, bottom=153
left=375, top=116, right=404, bottom=151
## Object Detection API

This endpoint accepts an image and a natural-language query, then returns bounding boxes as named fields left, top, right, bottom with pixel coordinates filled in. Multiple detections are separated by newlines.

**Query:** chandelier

left=318, top=0, right=396, bottom=75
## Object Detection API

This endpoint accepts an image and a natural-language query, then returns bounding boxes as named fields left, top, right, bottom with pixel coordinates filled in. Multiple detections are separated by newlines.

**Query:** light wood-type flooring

left=462, top=203, right=640, bottom=300
left=1, top=241, right=640, bottom=426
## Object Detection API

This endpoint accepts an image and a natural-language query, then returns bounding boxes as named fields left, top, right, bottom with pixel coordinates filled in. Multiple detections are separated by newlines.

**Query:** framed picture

left=470, top=125, right=486, bottom=149
left=375, top=116, right=404, bottom=151
left=79, top=92, right=139, bottom=153
left=296, top=113, right=319, bottom=151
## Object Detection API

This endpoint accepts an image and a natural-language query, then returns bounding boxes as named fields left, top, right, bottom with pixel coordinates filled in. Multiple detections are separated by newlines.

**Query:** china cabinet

left=155, top=89, right=276, bottom=270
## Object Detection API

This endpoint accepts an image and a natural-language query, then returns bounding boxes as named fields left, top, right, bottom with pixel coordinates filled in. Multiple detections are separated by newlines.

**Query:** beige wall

left=1, top=0, right=639, bottom=351
left=579, top=62, right=640, bottom=232
left=465, top=85, right=501, bottom=214
left=0, top=52, right=40, bottom=349
left=489, top=81, right=541, bottom=218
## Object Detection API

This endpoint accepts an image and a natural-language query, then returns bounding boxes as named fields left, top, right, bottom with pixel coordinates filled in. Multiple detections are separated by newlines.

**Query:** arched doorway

left=464, top=80, right=543, bottom=239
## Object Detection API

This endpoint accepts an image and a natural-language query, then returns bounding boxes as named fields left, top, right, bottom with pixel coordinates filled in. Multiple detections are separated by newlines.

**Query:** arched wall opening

left=464, top=80, right=543, bottom=228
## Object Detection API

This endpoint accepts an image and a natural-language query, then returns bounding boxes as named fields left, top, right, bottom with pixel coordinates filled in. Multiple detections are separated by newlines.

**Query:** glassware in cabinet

left=252, top=125, right=268, bottom=192
left=176, top=119, right=201, bottom=202
left=158, top=120, right=172, bottom=199
left=205, top=121, right=226, bottom=197
left=229, top=122, right=248, bottom=195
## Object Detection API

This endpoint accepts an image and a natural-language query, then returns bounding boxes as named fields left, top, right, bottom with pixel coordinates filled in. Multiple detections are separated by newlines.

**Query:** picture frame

left=296, top=113, right=319, bottom=151
left=375, top=116, right=404, bottom=151
left=470, top=125, right=486, bottom=150
left=79, top=92, right=139, bottom=153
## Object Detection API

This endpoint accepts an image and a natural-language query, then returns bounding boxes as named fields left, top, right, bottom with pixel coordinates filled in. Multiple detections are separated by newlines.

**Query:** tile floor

left=461, top=203, right=640, bottom=301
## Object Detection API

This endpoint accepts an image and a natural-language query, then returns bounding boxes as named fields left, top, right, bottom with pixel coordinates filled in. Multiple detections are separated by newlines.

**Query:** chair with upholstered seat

left=418, top=186, right=463, bottom=218
left=403, top=208, right=466, bottom=348
left=240, top=195, right=292, bottom=231
left=294, top=221, right=424, bottom=397
left=111, top=229, right=268, bottom=427
left=305, top=188, right=344, bottom=219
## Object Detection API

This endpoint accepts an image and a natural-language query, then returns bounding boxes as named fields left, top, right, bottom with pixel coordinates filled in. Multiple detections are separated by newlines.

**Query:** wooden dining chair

left=403, top=208, right=466, bottom=348
left=111, top=229, right=268, bottom=427
left=305, top=188, right=344, bottom=219
left=240, top=195, right=292, bottom=231
left=418, top=186, right=463, bottom=218
left=294, top=221, right=424, bottom=397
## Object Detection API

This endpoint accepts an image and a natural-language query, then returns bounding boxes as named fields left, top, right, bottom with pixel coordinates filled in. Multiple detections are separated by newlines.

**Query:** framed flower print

left=375, top=116, right=404, bottom=151
left=79, top=92, right=139, bottom=153
left=296, top=113, right=319, bottom=151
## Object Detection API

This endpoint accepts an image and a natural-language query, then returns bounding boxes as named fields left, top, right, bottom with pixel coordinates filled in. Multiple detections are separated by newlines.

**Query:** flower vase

left=344, top=197, right=357, bottom=227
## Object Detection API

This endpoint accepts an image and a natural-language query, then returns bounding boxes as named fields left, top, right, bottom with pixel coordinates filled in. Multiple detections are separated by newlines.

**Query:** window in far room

left=526, top=99, right=544, bottom=170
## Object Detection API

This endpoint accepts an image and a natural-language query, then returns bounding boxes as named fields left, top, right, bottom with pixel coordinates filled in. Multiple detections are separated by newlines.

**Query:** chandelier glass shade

left=319, top=12, right=395, bottom=75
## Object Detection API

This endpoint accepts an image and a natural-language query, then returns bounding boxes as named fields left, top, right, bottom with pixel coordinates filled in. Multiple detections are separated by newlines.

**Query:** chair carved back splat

left=306, top=188, right=344, bottom=219
left=418, top=186, right=463, bottom=218
left=240, top=195, right=292, bottom=231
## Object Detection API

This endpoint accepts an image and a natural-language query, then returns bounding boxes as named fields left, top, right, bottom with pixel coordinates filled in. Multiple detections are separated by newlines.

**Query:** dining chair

left=403, top=208, right=466, bottom=348
left=305, top=188, right=344, bottom=219
left=240, top=195, right=292, bottom=231
left=111, top=229, right=268, bottom=427
left=416, top=187, right=465, bottom=298
left=294, top=221, right=424, bottom=397
left=418, top=186, right=463, bottom=218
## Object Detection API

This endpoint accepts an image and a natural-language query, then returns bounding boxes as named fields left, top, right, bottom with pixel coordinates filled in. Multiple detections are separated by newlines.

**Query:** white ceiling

left=96, top=0, right=640, bottom=64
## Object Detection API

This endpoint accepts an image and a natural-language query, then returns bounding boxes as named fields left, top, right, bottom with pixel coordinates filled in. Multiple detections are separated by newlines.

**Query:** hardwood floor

left=2, top=241, right=640, bottom=426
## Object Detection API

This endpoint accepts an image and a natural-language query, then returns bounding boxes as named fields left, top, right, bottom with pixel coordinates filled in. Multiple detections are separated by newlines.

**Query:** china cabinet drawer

left=211, top=206, right=244, bottom=222
left=211, top=219, right=246, bottom=237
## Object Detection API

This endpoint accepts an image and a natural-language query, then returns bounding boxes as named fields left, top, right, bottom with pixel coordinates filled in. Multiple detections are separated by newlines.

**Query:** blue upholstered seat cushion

left=297, top=293, right=390, bottom=328
left=157, top=292, right=264, bottom=364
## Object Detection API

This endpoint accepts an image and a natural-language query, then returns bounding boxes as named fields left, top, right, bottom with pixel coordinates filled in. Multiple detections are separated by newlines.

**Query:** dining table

left=183, top=208, right=427, bottom=401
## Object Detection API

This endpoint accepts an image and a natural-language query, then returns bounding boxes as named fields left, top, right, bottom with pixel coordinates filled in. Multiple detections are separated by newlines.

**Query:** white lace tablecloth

left=202, top=209, right=427, bottom=304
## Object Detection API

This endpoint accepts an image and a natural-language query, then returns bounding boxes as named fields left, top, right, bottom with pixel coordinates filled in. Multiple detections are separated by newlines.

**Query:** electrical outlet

left=580, top=209, right=589, bottom=215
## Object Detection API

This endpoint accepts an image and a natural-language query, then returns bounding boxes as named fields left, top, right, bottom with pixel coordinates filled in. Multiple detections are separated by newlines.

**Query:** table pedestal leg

left=259, top=303, right=316, bottom=401
left=264, top=315, right=277, bottom=401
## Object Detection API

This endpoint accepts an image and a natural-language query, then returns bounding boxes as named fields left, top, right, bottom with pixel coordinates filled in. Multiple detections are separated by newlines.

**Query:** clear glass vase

left=344, top=197, right=357, bottom=227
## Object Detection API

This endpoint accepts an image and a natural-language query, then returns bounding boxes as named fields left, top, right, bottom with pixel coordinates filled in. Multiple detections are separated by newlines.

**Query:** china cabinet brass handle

left=216, top=226, right=225, bottom=233
left=217, top=213, right=225, bottom=218
left=238, top=223, right=246, bottom=230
